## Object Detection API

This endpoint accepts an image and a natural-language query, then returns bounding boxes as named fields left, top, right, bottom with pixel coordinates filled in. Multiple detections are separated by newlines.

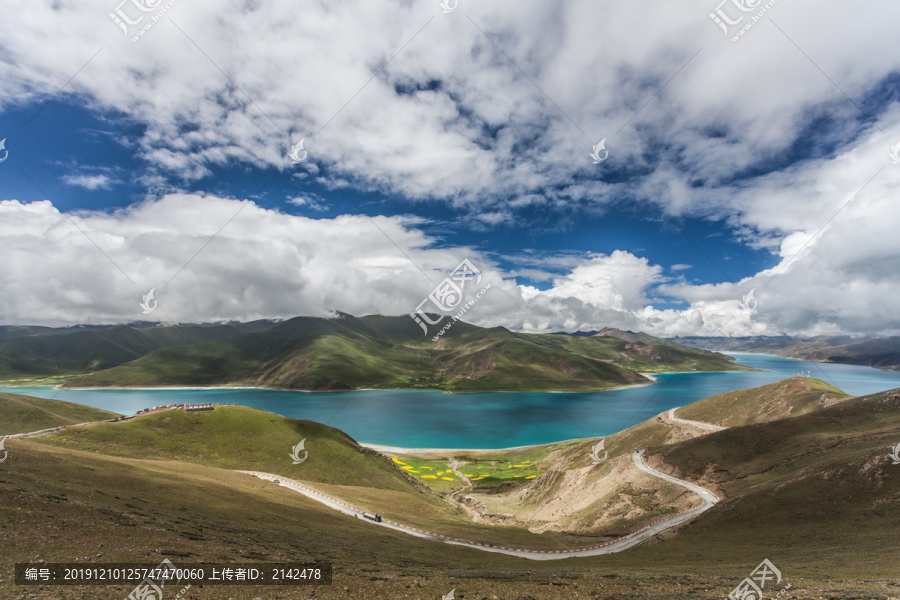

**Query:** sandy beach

left=359, top=438, right=595, bottom=458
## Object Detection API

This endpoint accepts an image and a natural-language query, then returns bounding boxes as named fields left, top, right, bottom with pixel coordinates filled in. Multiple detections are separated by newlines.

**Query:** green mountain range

left=0, top=320, right=278, bottom=379
left=0, top=314, right=751, bottom=391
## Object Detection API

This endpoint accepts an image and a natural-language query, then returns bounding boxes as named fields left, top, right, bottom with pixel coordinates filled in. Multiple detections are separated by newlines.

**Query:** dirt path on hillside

left=241, top=450, right=718, bottom=560
left=446, top=459, right=497, bottom=524
left=448, top=458, right=472, bottom=487
left=7, top=419, right=119, bottom=439
left=666, top=407, right=727, bottom=431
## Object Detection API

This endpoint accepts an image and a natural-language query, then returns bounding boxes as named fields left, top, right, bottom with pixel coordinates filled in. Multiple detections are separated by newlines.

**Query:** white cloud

left=62, top=174, right=116, bottom=190
left=1, top=0, right=899, bottom=337
left=1, top=187, right=897, bottom=337
left=2, top=0, right=897, bottom=214
left=539, top=252, right=664, bottom=312
left=287, top=193, right=328, bottom=212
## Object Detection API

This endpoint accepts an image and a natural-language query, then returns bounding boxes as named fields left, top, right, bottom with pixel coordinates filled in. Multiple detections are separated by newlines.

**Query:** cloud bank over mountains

left=2, top=179, right=897, bottom=338
left=0, top=0, right=898, bottom=335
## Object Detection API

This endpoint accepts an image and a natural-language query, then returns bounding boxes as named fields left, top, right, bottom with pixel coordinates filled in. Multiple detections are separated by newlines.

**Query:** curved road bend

left=240, top=449, right=717, bottom=561
left=667, top=408, right=727, bottom=432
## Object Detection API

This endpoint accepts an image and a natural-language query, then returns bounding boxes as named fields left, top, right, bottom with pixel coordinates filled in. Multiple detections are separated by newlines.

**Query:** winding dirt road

left=241, top=448, right=719, bottom=560
left=667, top=407, right=726, bottom=432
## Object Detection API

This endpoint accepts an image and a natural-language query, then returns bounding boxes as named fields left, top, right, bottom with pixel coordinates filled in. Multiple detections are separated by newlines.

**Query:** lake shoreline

left=3, top=352, right=897, bottom=449
left=48, top=380, right=661, bottom=394
left=43, top=366, right=760, bottom=393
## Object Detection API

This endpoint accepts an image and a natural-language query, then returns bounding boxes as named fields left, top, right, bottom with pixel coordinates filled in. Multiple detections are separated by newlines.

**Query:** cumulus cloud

left=1, top=186, right=898, bottom=337
left=2, top=0, right=897, bottom=214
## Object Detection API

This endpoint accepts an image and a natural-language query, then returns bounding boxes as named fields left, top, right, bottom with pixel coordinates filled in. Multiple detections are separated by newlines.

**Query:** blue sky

left=1, top=0, right=899, bottom=337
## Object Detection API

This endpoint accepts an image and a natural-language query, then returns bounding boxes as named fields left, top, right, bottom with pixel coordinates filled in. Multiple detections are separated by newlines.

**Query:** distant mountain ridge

left=553, top=327, right=664, bottom=343
left=593, top=327, right=661, bottom=344
left=0, top=314, right=751, bottom=392
left=0, top=320, right=281, bottom=378
left=672, top=335, right=900, bottom=371
left=0, top=319, right=283, bottom=341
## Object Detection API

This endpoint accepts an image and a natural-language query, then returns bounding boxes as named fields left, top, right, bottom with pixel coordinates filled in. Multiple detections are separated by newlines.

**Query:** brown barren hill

left=675, top=376, right=850, bottom=428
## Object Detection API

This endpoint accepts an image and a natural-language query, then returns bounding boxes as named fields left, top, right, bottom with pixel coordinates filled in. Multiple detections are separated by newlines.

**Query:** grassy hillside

left=469, top=377, right=855, bottom=538
left=28, top=404, right=615, bottom=551
left=471, top=383, right=900, bottom=577
left=3, top=388, right=900, bottom=598
left=0, top=392, right=120, bottom=435
left=639, top=387, right=900, bottom=576
left=541, top=377, right=850, bottom=473
left=0, top=441, right=511, bottom=600
left=34, top=405, right=418, bottom=493
left=676, top=376, right=850, bottom=427
left=60, top=314, right=750, bottom=391
left=6, top=437, right=872, bottom=600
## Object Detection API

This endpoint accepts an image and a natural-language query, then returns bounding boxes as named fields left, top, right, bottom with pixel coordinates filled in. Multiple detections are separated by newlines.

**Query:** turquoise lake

left=4, top=352, right=900, bottom=449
